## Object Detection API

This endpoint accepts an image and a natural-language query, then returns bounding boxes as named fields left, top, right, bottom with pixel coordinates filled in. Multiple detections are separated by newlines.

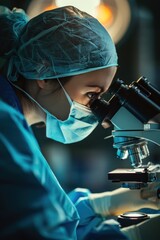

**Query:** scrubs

left=0, top=76, right=130, bottom=239
left=0, top=75, right=79, bottom=239
left=0, top=75, right=130, bottom=240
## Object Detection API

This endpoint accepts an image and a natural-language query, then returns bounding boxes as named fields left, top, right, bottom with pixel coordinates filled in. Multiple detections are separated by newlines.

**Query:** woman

left=0, top=5, right=159, bottom=240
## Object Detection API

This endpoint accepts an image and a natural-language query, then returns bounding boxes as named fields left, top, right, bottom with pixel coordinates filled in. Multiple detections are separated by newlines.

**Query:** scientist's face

left=65, top=67, right=117, bottom=106
left=36, top=66, right=117, bottom=120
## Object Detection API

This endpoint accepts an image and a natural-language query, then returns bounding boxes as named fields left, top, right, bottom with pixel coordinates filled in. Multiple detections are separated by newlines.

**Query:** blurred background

left=1, top=0, right=160, bottom=193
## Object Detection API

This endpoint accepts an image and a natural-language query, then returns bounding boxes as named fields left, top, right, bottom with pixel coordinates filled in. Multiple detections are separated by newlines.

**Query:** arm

left=0, top=100, right=79, bottom=239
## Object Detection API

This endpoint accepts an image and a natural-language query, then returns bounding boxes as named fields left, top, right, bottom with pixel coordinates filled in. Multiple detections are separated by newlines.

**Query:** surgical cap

left=1, top=5, right=118, bottom=81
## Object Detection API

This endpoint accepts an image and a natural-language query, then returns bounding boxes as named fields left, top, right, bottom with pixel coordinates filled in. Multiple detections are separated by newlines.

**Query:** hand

left=89, top=184, right=160, bottom=217
left=141, top=182, right=160, bottom=200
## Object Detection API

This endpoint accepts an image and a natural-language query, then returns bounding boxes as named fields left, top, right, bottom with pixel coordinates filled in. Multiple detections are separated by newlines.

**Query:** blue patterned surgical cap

left=3, top=5, right=118, bottom=81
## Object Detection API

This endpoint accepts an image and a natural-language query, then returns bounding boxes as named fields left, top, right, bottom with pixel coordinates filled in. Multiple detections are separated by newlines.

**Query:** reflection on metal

left=27, top=0, right=133, bottom=44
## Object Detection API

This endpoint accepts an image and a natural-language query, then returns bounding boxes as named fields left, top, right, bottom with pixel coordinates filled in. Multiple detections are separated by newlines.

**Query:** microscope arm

left=110, top=106, right=160, bottom=145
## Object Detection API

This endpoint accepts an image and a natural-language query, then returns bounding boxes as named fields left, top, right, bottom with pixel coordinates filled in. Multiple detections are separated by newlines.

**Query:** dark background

left=1, top=0, right=160, bottom=193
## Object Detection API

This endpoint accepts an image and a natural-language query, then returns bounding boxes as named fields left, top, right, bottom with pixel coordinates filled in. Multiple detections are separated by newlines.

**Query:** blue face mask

left=10, top=80, right=99, bottom=144
left=46, top=80, right=99, bottom=144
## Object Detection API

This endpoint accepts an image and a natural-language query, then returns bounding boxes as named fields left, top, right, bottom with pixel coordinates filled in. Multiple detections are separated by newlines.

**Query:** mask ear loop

left=57, top=78, right=72, bottom=106
left=8, top=80, right=48, bottom=116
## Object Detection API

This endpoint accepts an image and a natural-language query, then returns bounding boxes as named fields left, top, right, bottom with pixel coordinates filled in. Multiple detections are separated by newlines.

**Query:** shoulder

left=0, top=98, right=29, bottom=128
left=0, top=99, right=23, bottom=119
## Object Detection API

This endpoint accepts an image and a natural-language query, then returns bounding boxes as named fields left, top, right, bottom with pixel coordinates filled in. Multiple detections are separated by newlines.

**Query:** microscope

left=90, top=76, right=160, bottom=189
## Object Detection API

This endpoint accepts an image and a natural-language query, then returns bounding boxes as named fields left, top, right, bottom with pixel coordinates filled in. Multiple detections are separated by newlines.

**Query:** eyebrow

left=86, top=84, right=104, bottom=91
left=86, top=84, right=106, bottom=93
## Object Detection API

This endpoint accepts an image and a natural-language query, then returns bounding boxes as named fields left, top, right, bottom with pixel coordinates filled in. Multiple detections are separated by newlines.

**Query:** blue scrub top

left=0, top=76, right=79, bottom=239
left=0, top=76, right=131, bottom=240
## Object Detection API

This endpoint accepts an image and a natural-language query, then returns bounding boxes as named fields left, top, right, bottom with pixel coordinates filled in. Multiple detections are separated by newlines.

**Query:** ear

left=36, top=80, right=48, bottom=89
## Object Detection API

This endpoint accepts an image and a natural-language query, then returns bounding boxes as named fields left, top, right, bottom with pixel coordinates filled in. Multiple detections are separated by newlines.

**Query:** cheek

left=70, top=91, right=89, bottom=105
left=56, top=93, right=72, bottom=120
left=65, top=81, right=89, bottom=105
left=48, top=91, right=72, bottom=120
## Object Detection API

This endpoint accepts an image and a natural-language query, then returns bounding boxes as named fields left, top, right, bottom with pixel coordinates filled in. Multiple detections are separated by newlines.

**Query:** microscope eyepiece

left=90, top=77, right=160, bottom=124
left=90, top=95, right=121, bottom=127
left=90, top=98, right=110, bottom=123
left=108, top=79, right=125, bottom=95
left=131, top=76, right=160, bottom=107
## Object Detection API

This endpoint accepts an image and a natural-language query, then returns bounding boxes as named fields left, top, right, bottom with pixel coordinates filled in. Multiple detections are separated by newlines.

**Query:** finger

left=141, top=188, right=157, bottom=199
left=141, top=199, right=160, bottom=210
left=141, top=185, right=160, bottom=200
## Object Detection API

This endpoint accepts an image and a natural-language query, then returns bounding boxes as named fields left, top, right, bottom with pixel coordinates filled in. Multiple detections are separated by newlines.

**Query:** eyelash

left=87, top=92, right=99, bottom=99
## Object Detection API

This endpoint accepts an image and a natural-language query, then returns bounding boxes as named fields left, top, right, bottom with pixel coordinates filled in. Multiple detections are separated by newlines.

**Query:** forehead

left=69, top=67, right=117, bottom=90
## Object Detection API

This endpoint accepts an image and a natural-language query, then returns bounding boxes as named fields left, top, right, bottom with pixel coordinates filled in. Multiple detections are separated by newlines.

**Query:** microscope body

left=108, top=106, right=160, bottom=189
left=90, top=76, right=160, bottom=189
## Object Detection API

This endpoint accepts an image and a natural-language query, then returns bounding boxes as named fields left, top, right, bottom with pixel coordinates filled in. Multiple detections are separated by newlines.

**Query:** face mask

left=10, top=80, right=99, bottom=144
left=46, top=80, right=99, bottom=144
